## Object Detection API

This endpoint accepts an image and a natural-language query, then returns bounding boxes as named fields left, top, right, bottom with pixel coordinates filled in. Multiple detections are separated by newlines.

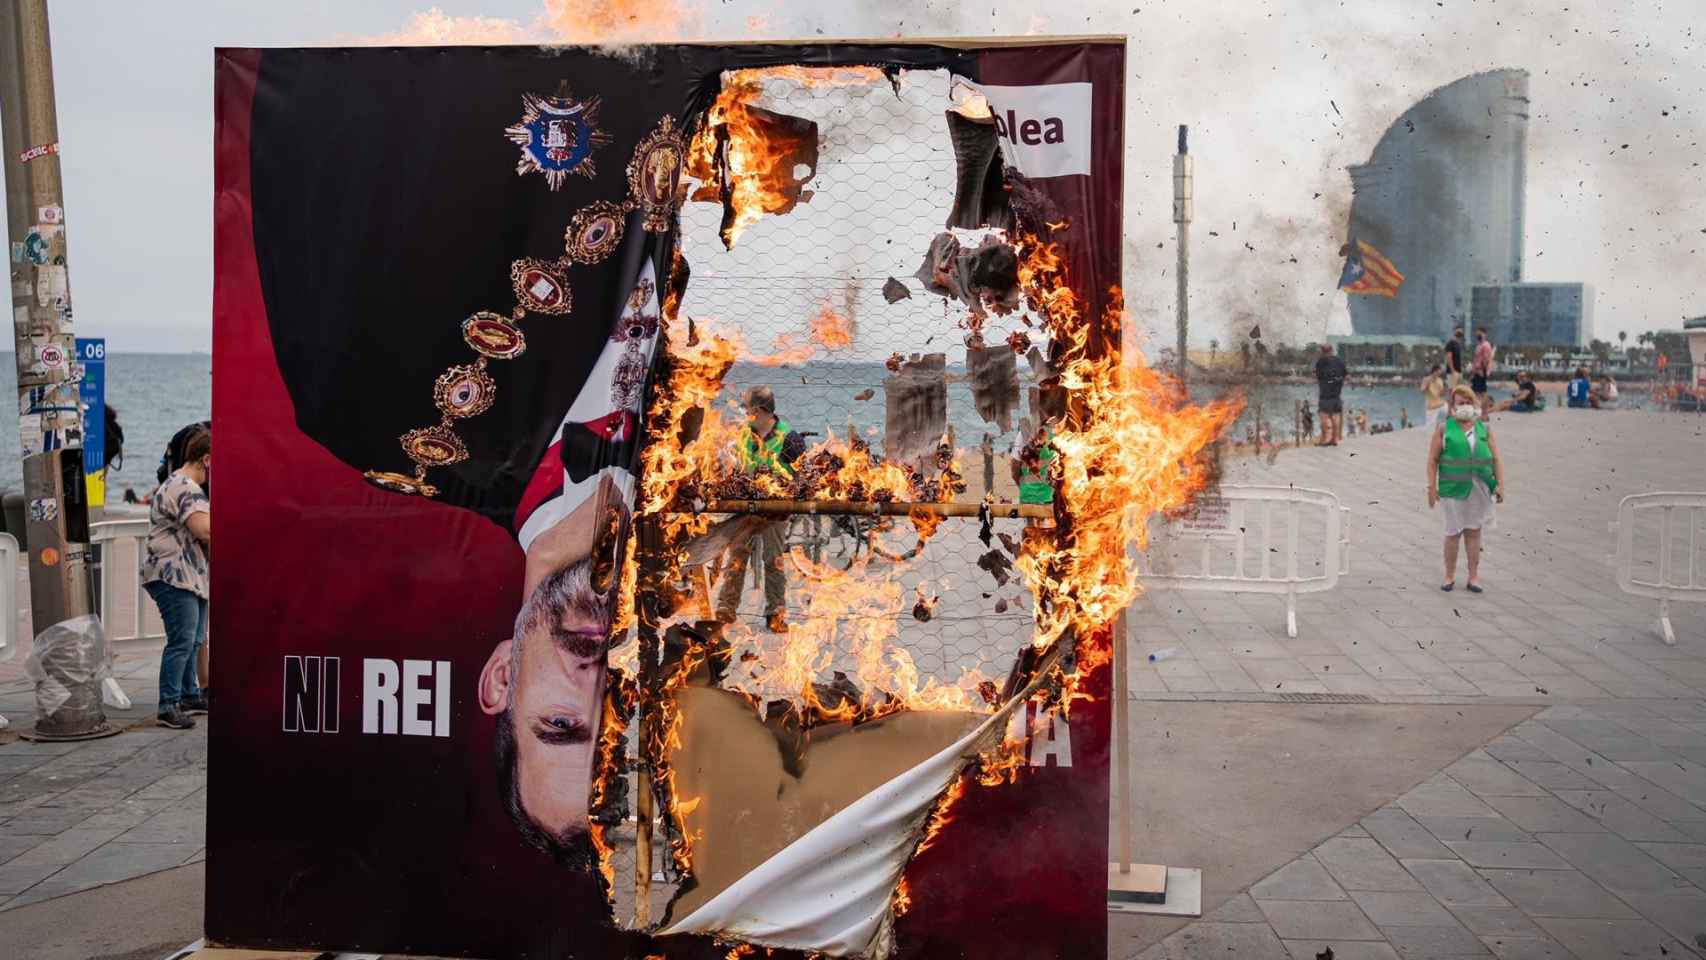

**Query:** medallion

left=505, top=89, right=613, bottom=190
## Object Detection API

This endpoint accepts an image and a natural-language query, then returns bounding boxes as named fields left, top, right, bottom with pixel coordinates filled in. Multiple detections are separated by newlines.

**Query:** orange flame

left=809, top=300, right=855, bottom=350
left=687, top=67, right=884, bottom=245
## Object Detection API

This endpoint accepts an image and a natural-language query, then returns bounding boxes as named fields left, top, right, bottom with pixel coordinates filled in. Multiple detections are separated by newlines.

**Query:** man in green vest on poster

left=1011, top=416, right=1058, bottom=506
left=716, top=386, right=807, bottom=633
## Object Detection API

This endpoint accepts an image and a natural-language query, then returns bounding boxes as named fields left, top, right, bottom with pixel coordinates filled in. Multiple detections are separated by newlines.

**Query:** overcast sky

left=9, top=0, right=1702, bottom=353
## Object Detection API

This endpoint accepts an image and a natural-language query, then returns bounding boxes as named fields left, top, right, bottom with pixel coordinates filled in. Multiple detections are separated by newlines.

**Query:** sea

left=0, top=352, right=212, bottom=500
left=723, top=361, right=1430, bottom=452
left=0, top=355, right=1427, bottom=500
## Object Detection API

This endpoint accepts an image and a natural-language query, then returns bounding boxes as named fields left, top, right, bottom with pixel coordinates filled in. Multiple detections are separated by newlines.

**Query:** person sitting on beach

left=1428, top=385, right=1504, bottom=593
left=1566, top=367, right=1592, bottom=408
left=1592, top=375, right=1618, bottom=409
left=1496, top=372, right=1541, bottom=413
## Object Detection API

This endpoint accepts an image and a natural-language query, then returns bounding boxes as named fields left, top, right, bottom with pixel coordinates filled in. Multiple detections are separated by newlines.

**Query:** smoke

left=366, top=0, right=1706, bottom=345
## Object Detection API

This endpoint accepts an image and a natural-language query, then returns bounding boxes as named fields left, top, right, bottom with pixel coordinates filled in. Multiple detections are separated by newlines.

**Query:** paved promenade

left=1121, top=408, right=1706, bottom=959
left=0, top=407, right=1699, bottom=959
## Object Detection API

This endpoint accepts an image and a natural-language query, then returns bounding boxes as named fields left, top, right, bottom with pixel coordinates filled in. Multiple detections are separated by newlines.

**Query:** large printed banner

left=212, top=40, right=1124, bottom=959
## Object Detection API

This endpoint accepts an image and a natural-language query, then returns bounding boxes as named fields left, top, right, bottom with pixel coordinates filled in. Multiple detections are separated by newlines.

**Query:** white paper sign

left=972, top=81, right=1093, bottom=179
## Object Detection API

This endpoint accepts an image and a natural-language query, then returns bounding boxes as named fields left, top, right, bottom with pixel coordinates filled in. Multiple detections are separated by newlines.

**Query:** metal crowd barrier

left=1141, top=485, right=1350, bottom=638
left=91, top=518, right=165, bottom=643
left=1612, top=492, right=1706, bottom=646
left=0, top=532, right=16, bottom=661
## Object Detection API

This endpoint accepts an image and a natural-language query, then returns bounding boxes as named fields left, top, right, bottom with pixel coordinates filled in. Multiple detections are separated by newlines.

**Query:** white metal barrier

left=1141, top=485, right=1350, bottom=638
left=1611, top=492, right=1706, bottom=646
left=0, top=532, right=16, bottom=661
left=91, top=518, right=165, bottom=644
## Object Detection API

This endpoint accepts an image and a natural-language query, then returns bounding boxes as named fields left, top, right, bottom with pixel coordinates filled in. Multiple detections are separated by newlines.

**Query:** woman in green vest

left=1427, top=385, right=1505, bottom=593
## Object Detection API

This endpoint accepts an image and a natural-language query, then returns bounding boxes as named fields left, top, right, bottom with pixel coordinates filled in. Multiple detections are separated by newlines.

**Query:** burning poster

left=213, top=40, right=1232, bottom=959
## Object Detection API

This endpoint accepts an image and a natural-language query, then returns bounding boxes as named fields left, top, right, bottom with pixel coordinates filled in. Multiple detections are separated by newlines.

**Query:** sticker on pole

left=40, top=547, right=60, bottom=567
left=1170, top=495, right=1237, bottom=539
left=18, top=142, right=58, bottom=163
left=38, top=205, right=63, bottom=224
left=28, top=498, right=59, bottom=523
left=38, top=343, right=68, bottom=372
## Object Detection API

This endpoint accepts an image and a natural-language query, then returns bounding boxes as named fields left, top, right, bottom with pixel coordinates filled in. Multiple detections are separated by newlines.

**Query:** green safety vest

left=1437, top=418, right=1497, bottom=500
left=1018, top=434, right=1056, bottom=505
left=737, top=419, right=795, bottom=477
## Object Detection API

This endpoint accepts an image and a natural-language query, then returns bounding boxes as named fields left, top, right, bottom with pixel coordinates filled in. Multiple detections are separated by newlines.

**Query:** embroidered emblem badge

left=433, top=363, right=497, bottom=420
left=510, top=258, right=572, bottom=315
left=627, top=115, right=688, bottom=233
left=505, top=89, right=613, bottom=190
left=563, top=201, right=628, bottom=264
left=462, top=311, right=527, bottom=360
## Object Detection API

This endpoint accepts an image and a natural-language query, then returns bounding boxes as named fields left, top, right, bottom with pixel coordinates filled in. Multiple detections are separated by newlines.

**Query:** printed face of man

left=480, top=560, right=609, bottom=849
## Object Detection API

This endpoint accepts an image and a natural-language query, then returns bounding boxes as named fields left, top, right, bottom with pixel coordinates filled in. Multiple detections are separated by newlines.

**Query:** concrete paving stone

left=1671, top=821, right=1706, bottom=843
left=1419, top=817, right=1533, bottom=843
left=1478, top=936, right=1571, bottom=959
left=1483, top=738, right=1553, bottom=764
left=1632, top=841, right=1706, bottom=876
left=1399, top=781, right=1501, bottom=820
left=1154, top=921, right=1291, bottom=959
left=1257, top=899, right=1382, bottom=942
left=1533, top=917, right=1693, bottom=960
left=1500, top=761, right=1600, bottom=792
left=1325, top=675, right=1391, bottom=696
left=1606, top=717, right=1703, bottom=748
left=1349, top=890, right=1459, bottom=927
left=1561, top=736, right=1686, bottom=764
left=1315, top=838, right=1424, bottom=892
left=1443, top=904, right=1540, bottom=939
left=1402, top=859, right=1509, bottom=907
left=0, top=858, right=64, bottom=897
left=1442, top=842, right=1572, bottom=871
left=0, top=874, right=106, bottom=910
left=1340, top=824, right=1373, bottom=838
left=1203, top=892, right=1268, bottom=922
left=1535, top=832, right=1694, bottom=898
left=2, top=826, right=123, bottom=868
left=0, top=740, right=82, bottom=757
left=1478, top=796, right=1609, bottom=834
left=131, top=773, right=204, bottom=802
left=1364, top=807, right=1456, bottom=860
left=0, top=808, right=91, bottom=836
left=1613, top=888, right=1706, bottom=947
left=115, top=804, right=204, bottom=846
left=1446, top=759, right=1550, bottom=798
left=40, top=840, right=193, bottom=888
left=69, top=797, right=174, bottom=832
left=1252, top=856, right=1348, bottom=901
left=1425, top=675, right=1486, bottom=696
left=1379, top=922, right=1491, bottom=958
left=1616, top=761, right=1706, bottom=808
left=1282, top=941, right=1401, bottom=960
left=1549, top=790, right=1692, bottom=843
left=1480, top=869, right=1639, bottom=919
left=0, top=834, right=40, bottom=862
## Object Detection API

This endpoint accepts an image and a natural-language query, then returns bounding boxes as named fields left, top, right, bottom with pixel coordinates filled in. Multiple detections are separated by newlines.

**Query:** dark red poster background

left=210, top=41, right=1122, bottom=960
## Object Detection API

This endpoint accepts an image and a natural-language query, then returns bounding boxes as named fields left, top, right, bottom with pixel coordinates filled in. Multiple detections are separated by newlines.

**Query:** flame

left=586, top=670, right=635, bottom=891
left=1011, top=235, right=1242, bottom=669
left=809, top=300, right=855, bottom=350
left=892, top=877, right=914, bottom=917
left=688, top=67, right=884, bottom=245
left=371, top=0, right=696, bottom=45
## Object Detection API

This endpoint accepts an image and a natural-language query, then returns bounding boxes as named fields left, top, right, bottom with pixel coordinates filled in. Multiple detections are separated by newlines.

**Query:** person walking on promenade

left=1421, top=364, right=1447, bottom=429
left=1314, top=342, right=1347, bottom=445
left=142, top=424, right=211, bottom=728
left=1471, top=329, right=1495, bottom=413
left=1428, top=385, right=1504, bottom=593
left=1444, top=326, right=1465, bottom=389
left=715, top=386, right=805, bottom=633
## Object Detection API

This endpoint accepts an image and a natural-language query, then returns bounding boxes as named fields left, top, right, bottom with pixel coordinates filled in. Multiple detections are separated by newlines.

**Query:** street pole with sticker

left=1, top=0, right=113, bottom=740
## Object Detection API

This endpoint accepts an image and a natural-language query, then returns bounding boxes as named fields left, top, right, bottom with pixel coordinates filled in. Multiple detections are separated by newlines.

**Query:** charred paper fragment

left=883, top=353, right=948, bottom=470
left=881, top=276, right=911, bottom=303
left=966, top=338, right=1019, bottom=432
left=977, top=548, right=1013, bottom=587
left=945, top=108, right=1009, bottom=230
left=853, top=388, right=875, bottom=402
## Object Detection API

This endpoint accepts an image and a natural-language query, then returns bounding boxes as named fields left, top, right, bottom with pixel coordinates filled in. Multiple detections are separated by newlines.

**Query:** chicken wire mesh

left=604, top=67, right=1049, bottom=923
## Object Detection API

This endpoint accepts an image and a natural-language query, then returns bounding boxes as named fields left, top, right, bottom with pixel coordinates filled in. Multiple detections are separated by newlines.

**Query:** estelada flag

left=1338, top=238, right=1405, bottom=297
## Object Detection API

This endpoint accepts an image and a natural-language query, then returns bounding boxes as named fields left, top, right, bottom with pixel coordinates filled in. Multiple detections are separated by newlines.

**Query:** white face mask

left=1452, top=404, right=1479, bottom=421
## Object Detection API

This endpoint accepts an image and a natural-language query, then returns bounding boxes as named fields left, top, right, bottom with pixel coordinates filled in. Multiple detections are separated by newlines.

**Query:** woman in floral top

left=141, top=425, right=211, bottom=729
